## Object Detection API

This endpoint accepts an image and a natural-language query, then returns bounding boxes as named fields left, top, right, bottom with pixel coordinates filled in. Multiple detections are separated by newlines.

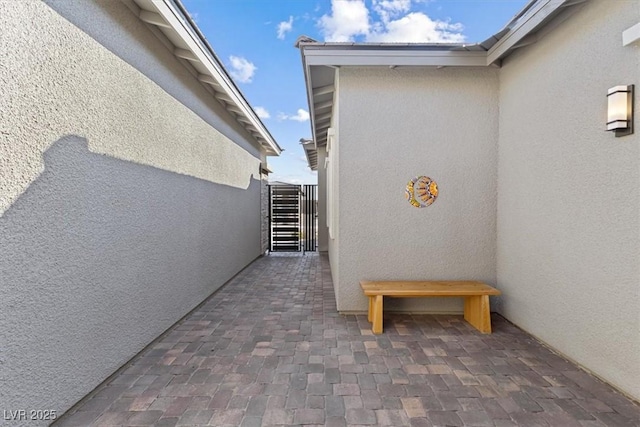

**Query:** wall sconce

left=607, top=85, right=634, bottom=137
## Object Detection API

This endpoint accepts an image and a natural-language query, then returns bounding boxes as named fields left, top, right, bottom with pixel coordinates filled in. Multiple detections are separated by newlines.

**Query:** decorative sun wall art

left=405, top=176, right=438, bottom=208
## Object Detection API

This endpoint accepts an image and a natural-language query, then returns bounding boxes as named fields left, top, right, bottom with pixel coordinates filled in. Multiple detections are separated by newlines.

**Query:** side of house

left=0, top=0, right=279, bottom=419
left=497, top=0, right=639, bottom=401
left=300, top=0, right=639, bottom=401
left=334, top=66, right=499, bottom=313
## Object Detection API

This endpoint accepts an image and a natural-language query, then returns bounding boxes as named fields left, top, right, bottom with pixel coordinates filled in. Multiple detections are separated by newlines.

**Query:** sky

left=181, top=0, right=530, bottom=185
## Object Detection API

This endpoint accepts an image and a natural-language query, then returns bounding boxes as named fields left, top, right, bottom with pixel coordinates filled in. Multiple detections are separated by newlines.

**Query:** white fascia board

left=487, top=0, right=569, bottom=65
left=623, top=23, right=640, bottom=46
left=300, top=53, right=322, bottom=150
left=303, top=49, right=488, bottom=67
left=302, top=143, right=318, bottom=171
left=149, top=0, right=281, bottom=155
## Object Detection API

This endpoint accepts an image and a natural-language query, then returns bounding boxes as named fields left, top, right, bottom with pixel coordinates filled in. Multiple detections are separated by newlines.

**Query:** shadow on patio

left=56, top=253, right=639, bottom=427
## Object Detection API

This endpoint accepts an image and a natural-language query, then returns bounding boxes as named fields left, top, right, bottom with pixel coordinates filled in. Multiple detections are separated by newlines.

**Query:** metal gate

left=302, top=185, right=317, bottom=252
left=269, top=184, right=317, bottom=252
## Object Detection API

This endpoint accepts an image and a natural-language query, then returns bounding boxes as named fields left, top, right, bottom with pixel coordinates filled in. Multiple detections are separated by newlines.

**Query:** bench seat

left=360, top=281, right=501, bottom=334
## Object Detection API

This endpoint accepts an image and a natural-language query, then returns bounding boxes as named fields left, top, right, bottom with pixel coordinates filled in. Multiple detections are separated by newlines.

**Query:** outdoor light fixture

left=607, top=84, right=634, bottom=137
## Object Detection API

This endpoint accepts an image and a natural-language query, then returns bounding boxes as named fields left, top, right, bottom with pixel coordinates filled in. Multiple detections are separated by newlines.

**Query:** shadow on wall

left=0, top=136, right=262, bottom=414
left=41, top=0, right=260, bottom=156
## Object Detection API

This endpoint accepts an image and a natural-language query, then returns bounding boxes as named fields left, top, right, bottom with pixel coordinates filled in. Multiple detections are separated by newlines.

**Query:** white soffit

left=302, top=48, right=488, bottom=67
left=301, top=140, right=318, bottom=171
left=131, top=0, right=281, bottom=155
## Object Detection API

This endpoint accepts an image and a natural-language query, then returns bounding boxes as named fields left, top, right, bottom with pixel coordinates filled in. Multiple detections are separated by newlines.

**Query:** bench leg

left=464, top=295, right=492, bottom=334
left=371, top=295, right=383, bottom=334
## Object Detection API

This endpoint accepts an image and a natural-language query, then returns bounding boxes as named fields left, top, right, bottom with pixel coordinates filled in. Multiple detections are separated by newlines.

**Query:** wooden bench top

left=360, top=281, right=501, bottom=297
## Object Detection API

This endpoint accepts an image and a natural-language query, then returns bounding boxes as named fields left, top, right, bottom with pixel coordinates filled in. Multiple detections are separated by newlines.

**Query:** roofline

left=133, top=0, right=282, bottom=155
left=297, top=0, right=584, bottom=68
left=298, top=46, right=321, bottom=150
left=301, top=47, right=489, bottom=67
left=298, top=0, right=587, bottom=148
left=301, top=139, right=318, bottom=171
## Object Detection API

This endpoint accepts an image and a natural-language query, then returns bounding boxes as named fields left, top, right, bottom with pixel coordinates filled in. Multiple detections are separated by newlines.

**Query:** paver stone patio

left=55, top=253, right=639, bottom=426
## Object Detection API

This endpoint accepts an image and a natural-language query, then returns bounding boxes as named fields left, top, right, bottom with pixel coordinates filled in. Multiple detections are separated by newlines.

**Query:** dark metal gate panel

left=268, top=184, right=318, bottom=252
left=269, top=185, right=301, bottom=252
left=302, top=185, right=317, bottom=252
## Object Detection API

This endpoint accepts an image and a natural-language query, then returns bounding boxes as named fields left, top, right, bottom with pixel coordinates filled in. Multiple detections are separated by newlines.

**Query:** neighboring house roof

left=297, top=0, right=587, bottom=158
left=300, top=138, right=318, bottom=171
left=269, top=181, right=298, bottom=186
left=130, top=0, right=282, bottom=156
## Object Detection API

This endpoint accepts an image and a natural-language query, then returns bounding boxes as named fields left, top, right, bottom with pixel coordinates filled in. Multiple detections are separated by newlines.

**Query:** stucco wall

left=261, top=173, right=270, bottom=253
left=497, top=0, right=639, bottom=400
left=335, top=67, right=499, bottom=312
left=1, top=0, right=263, bottom=217
left=328, top=74, right=342, bottom=303
left=317, top=146, right=329, bottom=252
left=0, top=0, right=265, bottom=419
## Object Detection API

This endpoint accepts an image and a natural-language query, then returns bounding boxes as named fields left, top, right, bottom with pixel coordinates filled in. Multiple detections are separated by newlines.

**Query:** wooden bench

left=360, top=281, right=501, bottom=334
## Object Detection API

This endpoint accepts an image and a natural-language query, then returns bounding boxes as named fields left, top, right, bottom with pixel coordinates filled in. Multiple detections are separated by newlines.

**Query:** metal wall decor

left=406, top=176, right=438, bottom=208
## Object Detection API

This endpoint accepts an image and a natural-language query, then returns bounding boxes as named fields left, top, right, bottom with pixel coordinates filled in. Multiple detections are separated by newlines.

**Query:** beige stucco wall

left=334, top=66, right=499, bottom=313
left=497, top=0, right=639, bottom=400
left=317, top=146, right=329, bottom=252
left=0, top=0, right=261, bottom=217
left=0, top=0, right=267, bottom=420
left=328, top=72, right=342, bottom=302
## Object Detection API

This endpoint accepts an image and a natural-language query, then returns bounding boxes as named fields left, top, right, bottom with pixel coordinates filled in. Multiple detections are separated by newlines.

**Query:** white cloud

left=373, top=0, right=411, bottom=23
left=254, top=106, right=270, bottom=119
left=278, top=109, right=310, bottom=122
left=368, top=12, right=465, bottom=43
left=277, top=16, right=294, bottom=40
left=318, top=0, right=370, bottom=42
left=317, top=0, right=464, bottom=44
left=228, top=56, right=256, bottom=83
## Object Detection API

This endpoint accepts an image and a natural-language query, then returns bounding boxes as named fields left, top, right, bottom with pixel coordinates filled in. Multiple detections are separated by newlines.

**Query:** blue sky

left=182, top=0, right=529, bottom=184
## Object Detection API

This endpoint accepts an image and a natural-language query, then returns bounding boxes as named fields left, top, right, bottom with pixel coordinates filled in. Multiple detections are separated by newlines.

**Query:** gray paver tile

left=154, top=417, right=178, bottom=427
left=555, top=399, right=597, bottom=420
left=409, top=418, right=433, bottom=427
left=75, top=398, right=114, bottom=413
left=457, top=410, right=492, bottom=426
left=51, top=254, right=639, bottom=427
left=375, top=409, right=411, bottom=426
left=345, top=408, right=377, bottom=425
left=55, top=411, right=101, bottom=426
left=240, top=416, right=262, bottom=427
left=209, top=409, right=244, bottom=426
left=593, top=412, right=639, bottom=427
left=294, top=408, right=325, bottom=424
left=427, top=410, right=463, bottom=426
left=175, top=409, right=213, bottom=425
left=325, top=416, right=348, bottom=427
left=261, top=408, right=293, bottom=425
left=509, top=412, right=549, bottom=426
left=126, top=410, right=163, bottom=425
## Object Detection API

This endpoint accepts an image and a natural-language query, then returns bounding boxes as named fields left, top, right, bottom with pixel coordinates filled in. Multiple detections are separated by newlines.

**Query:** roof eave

left=298, top=0, right=586, bottom=149
left=132, top=0, right=282, bottom=155
left=302, top=47, right=489, bottom=67
left=486, top=0, right=586, bottom=65
left=301, top=139, right=318, bottom=171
